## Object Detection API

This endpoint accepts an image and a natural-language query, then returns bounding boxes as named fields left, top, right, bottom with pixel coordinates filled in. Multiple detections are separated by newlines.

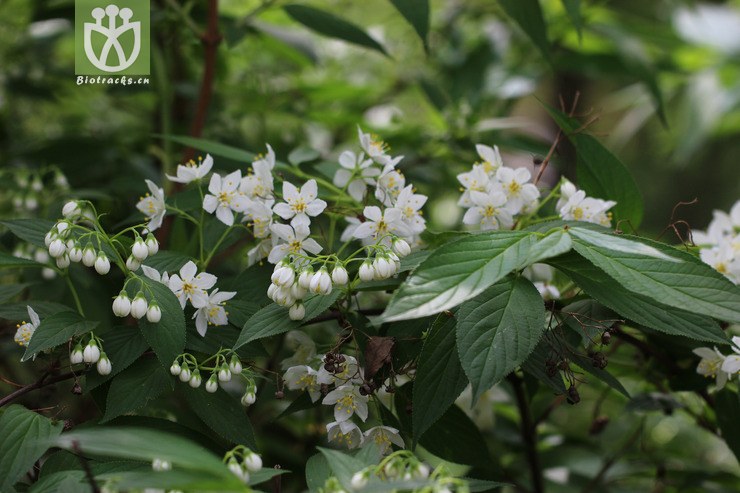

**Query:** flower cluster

left=693, top=336, right=740, bottom=390
left=556, top=179, right=616, bottom=227
left=2, top=166, right=69, bottom=215
left=170, top=350, right=255, bottom=404
left=283, top=347, right=404, bottom=454
left=458, top=144, right=540, bottom=230
left=70, top=335, right=112, bottom=375
left=224, top=445, right=263, bottom=484
left=693, top=200, right=740, bottom=284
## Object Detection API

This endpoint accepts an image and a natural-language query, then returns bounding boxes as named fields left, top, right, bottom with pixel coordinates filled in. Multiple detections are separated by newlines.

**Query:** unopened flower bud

left=94, top=253, right=110, bottom=275
left=392, top=237, right=411, bottom=257
left=297, top=267, right=314, bottom=289
left=145, top=234, right=159, bottom=255
left=56, top=254, right=70, bottom=269
left=205, top=375, right=218, bottom=393
left=48, top=239, right=66, bottom=258
left=331, top=265, right=349, bottom=285
left=112, top=291, right=132, bottom=317
left=358, top=260, right=374, bottom=282
left=309, top=267, right=332, bottom=295
left=132, top=237, right=149, bottom=261
left=411, top=463, right=429, bottom=479
left=97, top=352, right=112, bottom=375
left=229, top=355, right=242, bottom=375
left=243, top=451, right=262, bottom=472
left=189, top=369, right=202, bottom=388
left=82, top=246, right=96, bottom=267
left=126, top=255, right=141, bottom=271
left=70, top=344, right=84, bottom=364
left=44, top=231, right=54, bottom=247
left=83, top=340, right=101, bottom=363
left=350, top=471, right=368, bottom=490
left=170, top=361, right=182, bottom=376
left=68, top=245, right=83, bottom=263
left=372, top=256, right=393, bottom=280
left=179, top=364, right=191, bottom=382
left=290, top=282, right=307, bottom=300
left=62, top=200, right=81, bottom=218
left=130, top=292, right=148, bottom=319
left=218, top=363, right=232, bottom=382
left=146, top=302, right=162, bottom=323
left=289, top=302, right=306, bottom=321
left=241, top=391, right=256, bottom=407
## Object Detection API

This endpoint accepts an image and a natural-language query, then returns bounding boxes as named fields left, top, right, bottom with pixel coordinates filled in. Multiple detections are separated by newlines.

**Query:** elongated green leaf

left=23, top=311, right=98, bottom=362
left=284, top=5, right=388, bottom=56
left=95, top=469, right=246, bottom=492
left=380, top=230, right=551, bottom=322
left=160, top=135, right=255, bottom=163
left=182, top=386, right=256, bottom=449
left=499, top=0, right=550, bottom=61
left=55, top=427, right=231, bottom=476
left=28, top=471, right=86, bottom=493
left=390, top=0, right=430, bottom=51
left=457, top=276, right=546, bottom=402
left=0, top=406, right=63, bottom=491
left=102, top=359, right=171, bottom=422
left=0, top=302, right=73, bottom=321
left=138, top=279, right=186, bottom=369
left=550, top=251, right=728, bottom=344
left=142, top=250, right=191, bottom=273
left=0, top=252, right=41, bottom=269
left=569, top=228, right=740, bottom=324
left=716, top=390, right=740, bottom=462
left=1, top=219, right=55, bottom=248
left=85, top=327, right=150, bottom=391
left=561, top=0, right=582, bottom=38
left=234, top=291, right=340, bottom=349
left=543, top=104, right=644, bottom=226
left=412, top=314, right=468, bottom=445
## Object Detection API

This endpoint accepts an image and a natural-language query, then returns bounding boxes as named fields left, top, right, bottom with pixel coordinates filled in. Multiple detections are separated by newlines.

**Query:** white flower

left=457, top=165, right=491, bottom=208
left=141, top=265, right=170, bottom=285
left=205, top=376, right=218, bottom=393
left=327, top=420, right=363, bottom=449
left=166, top=154, right=214, bottom=184
left=284, top=365, right=322, bottom=402
left=168, top=261, right=217, bottom=309
left=558, top=190, right=616, bottom=227
left=392, top=238, right=411, bottom=257
left=694, top=346, right=730, bottom=389
left=496, top=167, right=539, bottom=214
left=268, top=223, right=322, bottom=264
left=340, top=216, right=362, bottom=242
left=358, top=126, right=394, bottom=166
left=193, top=289, right=236, bottom=336
left=62, top=200, right=81, bottom=218
left=70, top=344, right=84, bottom=364
left=136, top=180, right=167, bottom=232
left=82, top=246, right=97, bottom=267
left=239, top=150, right=275, bottom=200
left=322, top=384, right=369, bottom=422
left=83, top=341, right=101, bottom=363
left=375, top=170, right=405, bottom=207
left=462, top=189, right=513, bottom=230
left=333, top=151, right=380, bottom=202
left=476, top=144, right=503, bottom=176
left=363, top=426, right=404, bottom=455
left=203, top=171, right=249, bottom=226
left=317, top=355, right=362, bottom=386
left=273, top=180, right=327, bottom=228
left=353, top=206, right=409, bottom=242
left=244, top=452, right=262, bottom=472
left=247, top=238, right=274, bottom=266
left=146, top=235, right=159, bottom=255
left=189, top=370, right=202, bottom=388
left=241, top=391, right=257, bottom=406
left=125, top=255, right=141, bottom=271
left=555, top=179, right=578, bottom=212
left=700, top=243, right=739, bottom=285
left=170, top=362, right=182, bottom=375
left=395, top=185, right=427, bottom=235
left=358, top=261, right=374, bottom=282
left=48, top=238, right=66, bottom=258
left=351, top=471, right=369, bottom=490
left=243, top=198, right=275, bottom=239
left=14, top=306, right=40, bottom=347
left=721, top=336, right=740, bottom=376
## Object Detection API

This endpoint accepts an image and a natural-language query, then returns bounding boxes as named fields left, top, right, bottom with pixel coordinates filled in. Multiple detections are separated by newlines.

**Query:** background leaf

left=102, top=358, right=171, bottom=422
left=499, top=0, right=550, bottom=61
left=23, top=310, right=99, bottom=362
left=138, top=278, right=187, bottom=369
left=390, top=0, right=430, bottom=51
left=182, top=386, right=257, bottom=449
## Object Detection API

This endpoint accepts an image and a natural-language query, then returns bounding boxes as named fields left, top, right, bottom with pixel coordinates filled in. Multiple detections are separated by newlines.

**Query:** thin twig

left=534, top=92, right=581, bottom=186
left=0, top=371, right=78, bottom=408
left=508, top=374, right=544, bottom=493
left=72, top=441, right=101, bottom=493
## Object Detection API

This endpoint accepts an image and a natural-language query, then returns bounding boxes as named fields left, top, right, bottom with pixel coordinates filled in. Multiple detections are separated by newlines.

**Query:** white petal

left=363, top=206, right=382, bottom=222
left=203, top=194, right=218, bottom=214
left=180, top=261, right=198, bottom=282
left=216, top=206, right=235, bottom=226
left=302, top=238, right=323, bottom=255
left=273, top=203, right=294, bottom=220
left=302, top=180, right=318, bottom=200
left=207, top=173, right=222, bottom=195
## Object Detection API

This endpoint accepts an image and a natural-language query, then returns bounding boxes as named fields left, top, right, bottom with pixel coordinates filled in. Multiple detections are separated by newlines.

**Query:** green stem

left=65, top=274, right=85, bottom=317
left=202, top=225, right=234, bottom=268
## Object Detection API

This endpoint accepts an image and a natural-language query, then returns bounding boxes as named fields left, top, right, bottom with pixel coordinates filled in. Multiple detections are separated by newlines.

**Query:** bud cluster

left=112, top=289, right=161, bottom=322
left=224, top=446, right=263, bottom=484
left=70, top=335, right=111, bottom=375
left=170, top=352, right=256, bottom=405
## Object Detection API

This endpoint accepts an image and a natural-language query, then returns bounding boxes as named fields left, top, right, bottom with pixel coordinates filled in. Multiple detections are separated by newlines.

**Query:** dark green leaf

left=159, top=135, right=254, bottom=163
left=0, top=302, right=73, bottom=321
left=182, top=386, right=256, bottom=449
left=543, top=105, right=644, bottom=226
left=138, top=278, right=186, bottom=369
left=716, top=390, right=740, bottom=462
left=28, top=471, right=87, bottom=493
left=560, top=0, right=582, bottom=38
left=142, top=250, right=191, bottom=273
left=305, top=453, right=331, bottom=492
left=85, top=327, right=150, bottom=391
left=551, top=251, right=729, bottom=344
left=412, top=314, right=468, bottom=445
left=234, top=291, right=340, bottom=349
left=0, top=283, right=29, bottom=303
left=284, top=5, right=388, bottom=56
left=569, top=227, right=740, bottom=324
left=521, top=341, right=566, bottom=394
left=457, top=276, right=546, bottom=401
left=0, top=405, right=64, bottom=492
left=102, top=358, right=171, bottom=422
left=499, top=0, right=550, bottom=61
left=390, top=0, right=430, bottom=51
left=1, top=219, right=56, bottom=248
left=23, top=311, right=99, bottom=362
left=0, top=252, right=41, bottom=269
left=317, top=447, right=364, bottom=490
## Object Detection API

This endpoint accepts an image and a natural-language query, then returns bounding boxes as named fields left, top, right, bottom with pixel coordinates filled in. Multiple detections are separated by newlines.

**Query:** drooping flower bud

left=218, top=363, right=232, bottom=382
left=146, top=302, right=162, bottom=323
left=309, top=267, right=332, bottom=295
left=229, top=355, right=243, bottom=375
left=243, top=451, right=262, bottom=472
left=94, top=252, right=110, bottom=275
left=83, top=340, right=101, bottom=363
left=132, top=237, right=149, bottom=261
left=331, top=265, right=349, bottom=286
left=170, top=360, right=182, bottom=376
left=112, top=291, right=132, bottom=317
left=126, top=255, right=141, bottom=271
left=62, top=200, right=81, bottom=219
left=205, top=374, right=219, bottom=393
left=82, top=246, right=96, bottom=267
left=70, top=343, right=84, bottom=364
left=97, top=352, right=112, bottom=375
left=130, top=292, right=148, bottom=319
left=145, top=234, right=159, bottom=255
left=48, top=239, right=66, bottom=258
left=392, top=237, right=411, bottom=257
left=189, top=369, right=202, bottom=388
left=68, top=244, right=83, bottom=263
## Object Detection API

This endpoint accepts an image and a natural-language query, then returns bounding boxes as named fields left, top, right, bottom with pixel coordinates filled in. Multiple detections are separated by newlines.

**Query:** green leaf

left=305, top=453, right=331, bottom=492
left=55, top=427, right=232, bottom=476
left=102, top=358, right=171, bottom=422
left=543, top=104, right=644, bottom=226
left=380, top=230, right=565, bottom=322
left=95, top=469, right=246, bottom=492
left=0, top=252, right=41, bottom=269
left=28, top=471, right=86, bottom=493
left=0, top=283, right=29, bottom=303
left=412, top=314, right=468, bottom=446
left=1, top=219, right=56, bottom=248
left=23, top=311, right=99, bottom=362
left=138, top=278, right=186, bottom=369
left=499, top=0, right=550, bottom=61
left=0, top=405, right=64, bottom=492
left=551, top=252, right=729, bottom=344
left=0, top=302, right=73, bottom=321
left=716, top=390, right=740, bottom=463
left=142, top=251, right=191, bottom=273
left=569, top=228, right=740, bottom=324
left=288, top=146, right=320, bottom=166
left=317, top=447, right=364, bottom=490
left=182, top=386, right=256, bottom=449
left=521, top=340, right=566, bottom=394
left=85, top=327, right=150, bottom=391
left=457, top=276, right=546, bottom=402
left=284, top=5, right=388, bottom=56
left=233, top=291, right=340, bottom=349
left=390, top=0, right=430, bottom=51
left=560, top=0, right=582, bottom=38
